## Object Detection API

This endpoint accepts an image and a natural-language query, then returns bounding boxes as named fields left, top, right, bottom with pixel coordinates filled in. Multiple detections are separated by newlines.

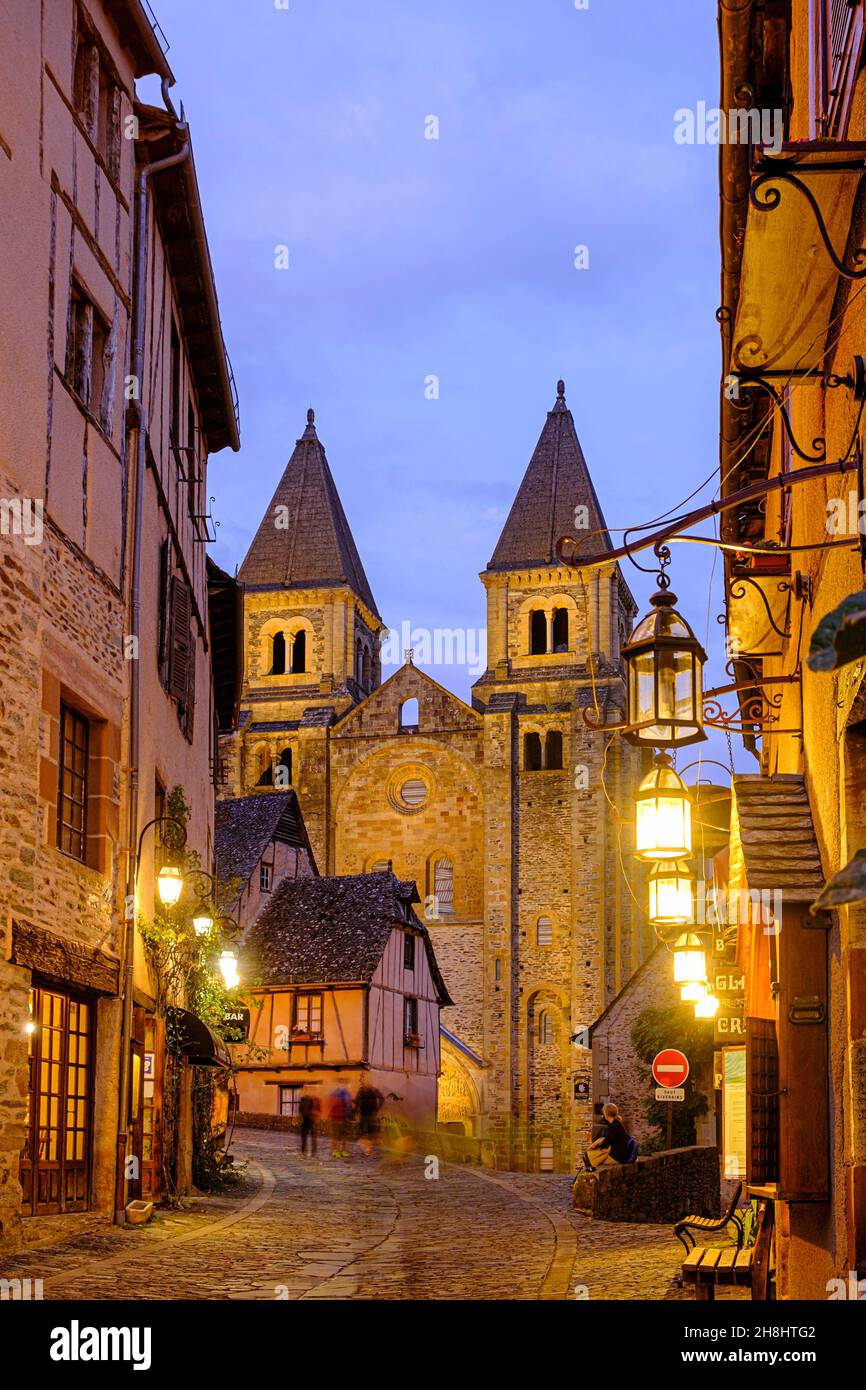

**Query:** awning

left=731, top=144, right=866, bottom=374
left=169, top=1008, right=231, bottom=1068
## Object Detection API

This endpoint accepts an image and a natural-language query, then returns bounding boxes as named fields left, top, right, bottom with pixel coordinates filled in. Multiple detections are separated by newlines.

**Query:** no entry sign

left=652, top=1048, right=689, bottom=1088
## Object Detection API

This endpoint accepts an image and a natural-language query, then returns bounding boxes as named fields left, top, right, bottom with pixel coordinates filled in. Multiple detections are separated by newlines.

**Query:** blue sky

left=143, top=0, right=742, bottom=776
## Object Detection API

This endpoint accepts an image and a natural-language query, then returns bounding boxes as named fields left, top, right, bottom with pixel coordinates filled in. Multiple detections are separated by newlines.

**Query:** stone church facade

left=218, top=383, right=649, bottom=1171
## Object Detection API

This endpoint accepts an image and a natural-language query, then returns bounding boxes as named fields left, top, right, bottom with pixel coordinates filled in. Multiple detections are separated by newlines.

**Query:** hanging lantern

left=673, top=931, right=707, bottom=985
left=193, top=907, right=214, bottom=936
left=218, top=948, right=240, bottom=989
left=157, top=864, right=184, bottom=906
left=680, top=980, right=707, bottom=1003
left=622, top=567, right=707, bottom=748
left=694, top=991, right=720, bottom=1019
left=635, top=753, right=692, bottom=861
left=648, top=861, right=694, bottom=926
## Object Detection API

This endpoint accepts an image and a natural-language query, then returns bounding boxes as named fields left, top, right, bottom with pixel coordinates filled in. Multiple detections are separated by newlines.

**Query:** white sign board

left=655, top=1086, right=685, bottom=1102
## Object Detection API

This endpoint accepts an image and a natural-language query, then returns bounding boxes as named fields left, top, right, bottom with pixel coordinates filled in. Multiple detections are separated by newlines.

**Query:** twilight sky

left=142, top=0, right=742, bottom=775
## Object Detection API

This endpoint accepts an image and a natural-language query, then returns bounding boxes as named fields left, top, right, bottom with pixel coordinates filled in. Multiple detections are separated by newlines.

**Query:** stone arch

left=514, top=593, right=581, bottom=659
left=437, top=1041, right=482, bottom=1138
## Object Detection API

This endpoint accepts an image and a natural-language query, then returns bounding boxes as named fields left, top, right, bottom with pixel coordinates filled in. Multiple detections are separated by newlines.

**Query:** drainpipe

left=114, top=81, right=190, bottom=1225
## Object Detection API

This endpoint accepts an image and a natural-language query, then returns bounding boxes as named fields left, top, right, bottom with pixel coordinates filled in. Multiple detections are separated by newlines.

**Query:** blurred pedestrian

left=328, top=1082, right=353, bottom=1159
left=298, top=1088, right=320, bottom=1158
left=355, top=1078, right=385, bottom=1157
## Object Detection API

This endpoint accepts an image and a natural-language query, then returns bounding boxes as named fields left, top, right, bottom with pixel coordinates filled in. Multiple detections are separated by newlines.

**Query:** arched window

left=536, top=916, right=553, bottom=946
left=362, top=645, right=372, bottom=689
left=370, top=859, right=390, bottom=873
left=524, top=732, right=542, bottom=771
left=291, top=630, right=306, bottom=674
left=529, top=610, right=547, bottom=655
left=540, top=1012, right=555, bottom=1045
left=494, top=958, right=501, bottom=981
left=539, top=1137, right=555, bottom=1172
left=552, top=607, right=569, bottom=652
left=274, top=747, right=292, bottom=787
left=356, top=638, right=363, bottom=684
left=545, top=730, right=563, bottom=770
left=271, top=631, right=286, bottom=676
left=433, top=857, right=454, bottom=917
left=400, top=697, right=419, bottom=729
left=256, top=747, right=273, bottom=787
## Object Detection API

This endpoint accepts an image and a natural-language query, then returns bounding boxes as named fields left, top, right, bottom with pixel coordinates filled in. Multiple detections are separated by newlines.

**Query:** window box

left=403, top=1032, right=423, bottom=1049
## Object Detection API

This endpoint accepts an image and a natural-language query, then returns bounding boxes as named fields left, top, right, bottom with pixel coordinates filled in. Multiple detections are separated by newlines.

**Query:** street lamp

left=635, top=753, right=692, bottom=860
left=672, top=932, right=708, bottom=985
left=622, top=562, right=707, bottom=750
left=219, top=948, right=240, bottom=989
left=648, top=861, right=694, bottom=926
left=157, top=864, right=184, bottom=906
left=192, top=906, right=214, bottom=936
left=680, top=980, right=707, bottom=1003
left=694, top=991, right=720, bottom=1019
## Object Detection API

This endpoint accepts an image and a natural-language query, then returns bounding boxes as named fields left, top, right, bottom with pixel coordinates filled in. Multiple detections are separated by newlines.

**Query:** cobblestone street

left=0, top=1129, right=731, bottom=1302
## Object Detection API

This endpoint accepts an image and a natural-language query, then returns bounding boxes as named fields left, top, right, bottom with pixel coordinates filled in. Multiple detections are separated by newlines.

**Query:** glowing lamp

left=635, top=753, right=692, bottom=861
left=648, top=861, right=694, bottom=926
left=694, top=992, right=720, bottom=1019
left=157, top=864, right=183, bottom=906
left=673, top=932, right=707, bottom=985
left=622, top=584, right=707, bottom=748
left=680, top=980, right=707, bottom=1003
left=219, top=948, right=239, bottom=989
left=193, top=908, right=214, bottom=936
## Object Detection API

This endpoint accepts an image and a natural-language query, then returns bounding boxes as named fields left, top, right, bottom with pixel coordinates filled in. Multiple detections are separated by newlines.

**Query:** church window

left=370, top=858, right=390, bottom=873
left=271, top=631, right=286, bottom=675
left=356, top=638, right=363, bottom=684
left=539, top=1138, right=555, bottom=1171
left=401, top=778, right=427, bottom=808
left=545, top=730, right=563, bottom=770
left=256, top=747, right=273, bottom=787
left=362, top=645, right=372, bottom=689
left=552, top=607, right=569, bottom=652
left=494, top=958, right=501, bottom=981
left=433, top=857, right=454, bottom=916
left=529, top=610, right=547, bottom=655
left=400, top=697, right=419, bottom=729
left=540, top=1012, right=555, bottom=1045
left=524, top=732, right=542, bottom=771
left=275, top=747, right=292, bottom=787
left=290, top=630, right=306, bottom=674
left=536, top=916, right=553, bottom=946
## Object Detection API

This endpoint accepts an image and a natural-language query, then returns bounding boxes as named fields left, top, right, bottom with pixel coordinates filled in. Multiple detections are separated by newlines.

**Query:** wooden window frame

left=279, top=1084, right=301, bottom=1118
left=403, top=933, right=416, bottom=971
left=819, top=0, right=866, bottom=137
left=65, top=279, right=111, bottom=430
left=403, top=995, right=419, bottom=1044
left=57, top=704, right=89, bottom=862
left=291, top=992, right=323, bottom=1040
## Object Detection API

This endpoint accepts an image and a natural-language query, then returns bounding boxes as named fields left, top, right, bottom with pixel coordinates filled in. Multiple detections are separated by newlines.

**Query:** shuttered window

left=746, top=1017, right=779, bottom=1186
left=820, top=1, right=865, bottom=136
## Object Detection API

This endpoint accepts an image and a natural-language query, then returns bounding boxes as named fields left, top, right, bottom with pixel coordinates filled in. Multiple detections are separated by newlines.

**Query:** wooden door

left=20, top=985, right=93, bottom=1215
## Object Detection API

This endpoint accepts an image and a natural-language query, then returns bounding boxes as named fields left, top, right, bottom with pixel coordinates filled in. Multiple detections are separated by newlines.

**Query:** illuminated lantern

left=635, top=753, right=692, bottom=861
left=648, top=861, right=694, bottom=926
left=622, top=582, right=707, bottom=748
left=219, top=948, right=239, bottom=989
left=673, top=931, right=707, bottom=985
left=680, top=980, right=707, bottom=1003
left=694, top=992, right=720, bottom=1019
left=157, top=864, right=183, bottom=906
left=193, top=907, right=214, bottom=936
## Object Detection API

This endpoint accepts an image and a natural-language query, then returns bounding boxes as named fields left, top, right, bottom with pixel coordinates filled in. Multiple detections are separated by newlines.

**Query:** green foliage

left=808, top=590, right=866, bottom=673
left=631, top=1004, right=713, bottom=1149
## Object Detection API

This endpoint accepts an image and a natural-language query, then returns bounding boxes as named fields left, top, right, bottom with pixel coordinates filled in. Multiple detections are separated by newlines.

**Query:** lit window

left=292, top=993, right=323, bottom=1037
left=279, top=1085, right=301, bottom=1118
left=536, top=917, right=553, bottom=946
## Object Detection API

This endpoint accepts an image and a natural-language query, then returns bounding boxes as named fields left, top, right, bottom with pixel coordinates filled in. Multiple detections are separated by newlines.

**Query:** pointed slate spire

left=487, top=380, right=612, bottom=570
left=238, top=409, right=381, bottom=619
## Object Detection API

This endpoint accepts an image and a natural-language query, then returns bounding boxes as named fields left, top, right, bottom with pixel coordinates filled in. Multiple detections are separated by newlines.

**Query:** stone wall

left=572, top=1145, right=720, bottom=1224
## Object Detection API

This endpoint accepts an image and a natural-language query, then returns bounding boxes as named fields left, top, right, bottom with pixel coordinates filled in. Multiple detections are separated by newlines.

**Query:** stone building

left=715, top=0, right=866, bottom=1297
left=0, top=0, right=237, bottom=1249
left=219, top=381, right=648, bottom=1170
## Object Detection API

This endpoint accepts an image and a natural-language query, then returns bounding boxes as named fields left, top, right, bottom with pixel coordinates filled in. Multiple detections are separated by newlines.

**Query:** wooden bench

left=681, top=1245, right=753, bottom=1300
left=674, top=1181, right=744, bottom=1254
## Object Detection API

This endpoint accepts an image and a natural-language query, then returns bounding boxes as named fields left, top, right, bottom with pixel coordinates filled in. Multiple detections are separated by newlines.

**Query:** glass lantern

left=648, top=861, right=694, bottom=926
left=635, top=753, right=692, bottom=861
left=622, top=585, right=707, bottom=748
left=672, top=931, right=708, bottom=985
left=694, top=991, right=720, bottom=1019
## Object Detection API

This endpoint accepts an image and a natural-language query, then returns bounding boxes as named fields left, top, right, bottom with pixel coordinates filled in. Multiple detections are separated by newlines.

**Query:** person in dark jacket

left=355, top=1079, right=385, bottom=1157
left=298, top=1089, right=320, bottom=1158
left=583, top=1103, right=630, bottom=1170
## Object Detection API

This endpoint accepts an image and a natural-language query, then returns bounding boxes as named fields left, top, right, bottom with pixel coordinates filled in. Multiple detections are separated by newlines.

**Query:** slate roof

left=488, top=381, right=612, bottom=570
left=241, top=871, right=452, bottom=1004
left=238, top=409, right=380, bottom=618
left=732, top=774, right=824, bottom=903
left=214, top=791, right=314, bottom=889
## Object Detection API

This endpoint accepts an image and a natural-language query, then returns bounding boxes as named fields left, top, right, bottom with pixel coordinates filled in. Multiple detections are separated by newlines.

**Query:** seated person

left=583, top=1103, right=631, bottom=1170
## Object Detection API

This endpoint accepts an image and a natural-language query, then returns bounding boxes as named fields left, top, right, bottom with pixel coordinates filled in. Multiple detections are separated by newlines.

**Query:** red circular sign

left=652, top=1048, right=689, bottom=1088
